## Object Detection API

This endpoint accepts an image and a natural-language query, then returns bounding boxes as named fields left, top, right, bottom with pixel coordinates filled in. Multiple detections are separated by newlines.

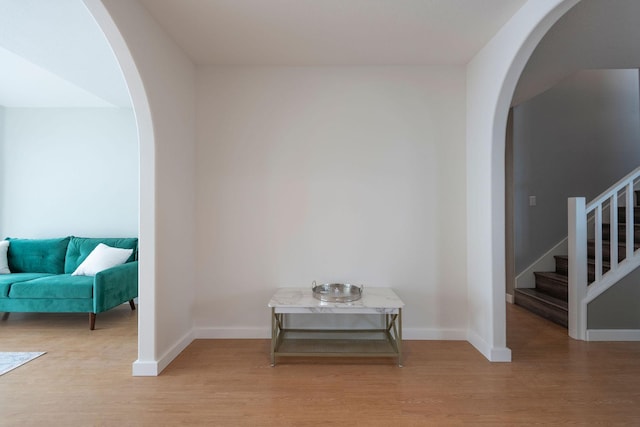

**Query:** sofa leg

left=90, top=313, right=96, bottom=330
left=129, top=299, right=136, bottom=311
left=1, top=312, right=9, bottom=321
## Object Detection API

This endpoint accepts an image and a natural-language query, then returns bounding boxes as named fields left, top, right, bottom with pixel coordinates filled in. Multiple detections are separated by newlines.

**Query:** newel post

left=568, top=197, right=587, bottom=340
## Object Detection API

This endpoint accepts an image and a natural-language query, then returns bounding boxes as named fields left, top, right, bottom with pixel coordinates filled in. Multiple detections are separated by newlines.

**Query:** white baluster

left=610, top=194, right=618, bottom=270
left=626, top=182, right=634, bottom=259
left=595, top=205, right=602, bottom=281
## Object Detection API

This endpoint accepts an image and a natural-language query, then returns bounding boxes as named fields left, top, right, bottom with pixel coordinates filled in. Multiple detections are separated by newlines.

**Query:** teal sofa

left=0, top=236, right=138, bottom=329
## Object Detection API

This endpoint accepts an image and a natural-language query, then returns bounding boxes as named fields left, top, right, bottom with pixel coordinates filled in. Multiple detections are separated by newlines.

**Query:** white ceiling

left=0, top=0, right=131, bottom=108
left=2, top=0, right=528, bottom=109
left=139, top=0, right=527, bottom=65
left=0, top=45, right=116, bottom=108
left=6, top=0, right=636, bottom=109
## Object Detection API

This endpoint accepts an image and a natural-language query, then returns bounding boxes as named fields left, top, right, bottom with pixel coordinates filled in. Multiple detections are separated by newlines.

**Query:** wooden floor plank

left=1, top=303, right=640, bottom=425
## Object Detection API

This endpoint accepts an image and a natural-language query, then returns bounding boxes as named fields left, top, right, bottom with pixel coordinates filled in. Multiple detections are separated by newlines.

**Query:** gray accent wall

left=513, top=69, right=640, bottom=274
left=588, top=266, right=640, bottom=329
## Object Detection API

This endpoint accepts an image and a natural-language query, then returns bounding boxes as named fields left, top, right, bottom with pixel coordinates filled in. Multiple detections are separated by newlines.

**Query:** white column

left=568, top=197, right=587, bottom=340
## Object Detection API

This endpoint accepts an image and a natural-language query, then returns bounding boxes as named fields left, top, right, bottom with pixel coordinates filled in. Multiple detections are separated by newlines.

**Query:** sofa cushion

left=72, top=243, right=133, bottom=276
left=64, top=237, right=138, bottom=274
left=0, top=240, right=9, bottom=274
left=8, top=275, right=94, bottom=299
left=6, top=237, right=71, bottom=274
left=0, top=273, right=54, bottom=298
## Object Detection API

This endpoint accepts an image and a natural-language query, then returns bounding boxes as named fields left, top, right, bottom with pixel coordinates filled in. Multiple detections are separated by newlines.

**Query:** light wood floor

left=2, top=304, right=640, bottom=426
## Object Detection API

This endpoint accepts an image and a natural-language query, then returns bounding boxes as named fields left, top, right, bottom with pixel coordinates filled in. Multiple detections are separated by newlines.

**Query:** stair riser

left=554, top=257, right=609, bottom=282
left=601, top=224, right=640, bottom=242
left=534, top=273, right=567, bottom=300
left=555, top=256, right=568, bottom=275
left=514, top=292, right=568, bottom=328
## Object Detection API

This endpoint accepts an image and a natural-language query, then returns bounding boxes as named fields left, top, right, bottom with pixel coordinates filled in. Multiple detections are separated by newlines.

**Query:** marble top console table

left=268, top=287, right=404, bottom=366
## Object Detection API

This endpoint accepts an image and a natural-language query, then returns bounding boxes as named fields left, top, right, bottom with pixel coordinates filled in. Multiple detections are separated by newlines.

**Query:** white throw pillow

left=0, top=240, right=9, bottom=274
left=71, top=243, right=133, bottom=276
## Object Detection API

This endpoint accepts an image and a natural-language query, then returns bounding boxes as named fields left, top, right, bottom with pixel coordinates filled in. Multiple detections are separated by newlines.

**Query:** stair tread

left=534, top=271, right=568, bottom=284
left=515, top=288, right=568, bottom=311
left=555, top=255, right=611, bottom=268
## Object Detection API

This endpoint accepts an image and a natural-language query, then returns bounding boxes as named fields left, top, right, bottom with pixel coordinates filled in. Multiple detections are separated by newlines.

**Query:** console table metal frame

left=268, top=288, right=404, bottom=367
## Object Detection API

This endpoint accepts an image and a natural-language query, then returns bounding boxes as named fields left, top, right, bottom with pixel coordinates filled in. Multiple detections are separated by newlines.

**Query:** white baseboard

left=489, top=347, right=512, bottom=362
left=467, top=329, right=490, bottom=359
left=132, top=329, right=195, bottom=376
left=157, top=330, right=195, bottom=374
left=586, top=329, right=640, bottom=341
left=467, top=329, right=512, bottom=362
left=132, top=360, right=159, bottom=376
left=136, top=326, right=509, bottom=373
left=505, top=293, right=514, bottom=304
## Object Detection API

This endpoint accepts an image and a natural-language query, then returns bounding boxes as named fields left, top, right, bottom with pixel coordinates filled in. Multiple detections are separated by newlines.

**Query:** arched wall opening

left=83, top=0, right=157, bottom=372
left=466, top=0, right=578, bottom=361
left=85, top=0, right=197, bottom=376
left=507, top=0, right=640, bottom=339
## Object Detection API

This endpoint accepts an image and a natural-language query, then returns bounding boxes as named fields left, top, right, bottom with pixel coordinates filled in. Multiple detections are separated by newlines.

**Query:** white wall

left=0, top=107, right=4, bottom=229
left=194, top=66, right=467, bottom=338
left=91, top=0, right=197, bottom=375
left=0, top=107, right=138, bottom=237
left=513, top=69, right=640, bottom=273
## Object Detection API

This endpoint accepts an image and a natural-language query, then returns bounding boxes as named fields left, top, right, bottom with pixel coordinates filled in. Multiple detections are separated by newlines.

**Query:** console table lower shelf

left=268, top=287, right=404, bottom=367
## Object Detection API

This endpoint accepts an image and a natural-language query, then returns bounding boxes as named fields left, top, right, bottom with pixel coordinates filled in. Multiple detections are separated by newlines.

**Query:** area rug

left=0, top=352, right=46, bottom=376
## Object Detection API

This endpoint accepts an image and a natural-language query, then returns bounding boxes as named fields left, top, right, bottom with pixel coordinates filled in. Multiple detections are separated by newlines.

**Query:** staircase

left=514, top=191, right=640, bottom=328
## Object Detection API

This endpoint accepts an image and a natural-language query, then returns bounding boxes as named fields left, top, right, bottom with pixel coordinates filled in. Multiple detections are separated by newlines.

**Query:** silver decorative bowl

left=312, top=281, right=363, bottom=303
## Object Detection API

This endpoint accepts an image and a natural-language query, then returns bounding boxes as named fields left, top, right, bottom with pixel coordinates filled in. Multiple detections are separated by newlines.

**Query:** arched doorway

left=466, top=0, right=578, bottom=361
left=83, top=1, right=157, bottom=373
left=507, top=0, right=640, bottom=342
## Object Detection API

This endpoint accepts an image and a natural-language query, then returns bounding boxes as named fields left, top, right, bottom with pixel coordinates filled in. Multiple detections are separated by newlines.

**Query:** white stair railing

left=568, top=166, right=640, bottom=340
